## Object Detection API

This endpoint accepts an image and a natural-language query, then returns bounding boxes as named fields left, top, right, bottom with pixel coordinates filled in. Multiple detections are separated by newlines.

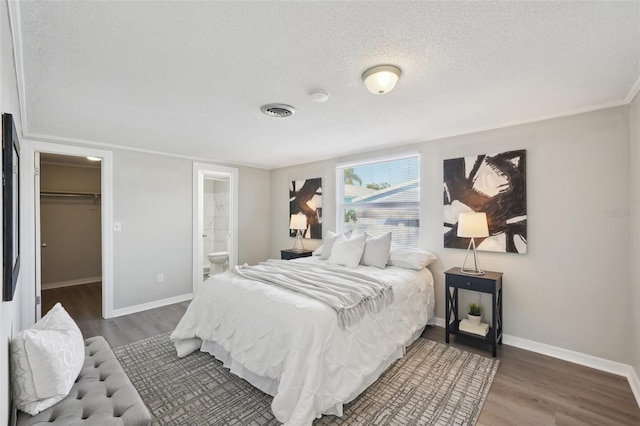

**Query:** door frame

left=21, top=140, right=114, bottom=328
left=192, top=162, right=238, bottom=295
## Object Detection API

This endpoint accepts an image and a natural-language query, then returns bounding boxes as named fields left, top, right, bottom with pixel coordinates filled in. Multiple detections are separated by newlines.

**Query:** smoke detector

left=309, top=90, right=329, bottom=102
left=260, top=104, right=296, bottom=118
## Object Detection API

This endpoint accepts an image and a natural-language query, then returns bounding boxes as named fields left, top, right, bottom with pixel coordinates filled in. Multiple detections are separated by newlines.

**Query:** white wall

left=271, top=106, right=631, bottom=363
left=111, top=149, right=270, bottom=309
left=629, top=93, right=640, bottom=378
left=1, top=0, right=23, bottom=422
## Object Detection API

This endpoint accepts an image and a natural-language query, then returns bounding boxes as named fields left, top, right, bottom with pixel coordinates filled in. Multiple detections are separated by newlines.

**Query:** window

left=336, top=154, right=420, bottom=247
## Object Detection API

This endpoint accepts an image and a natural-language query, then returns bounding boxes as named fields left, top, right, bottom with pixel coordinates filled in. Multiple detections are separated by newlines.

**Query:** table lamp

left=289, top=213, right=308, bottom=252
left=457, top=212, right=489, bottom=275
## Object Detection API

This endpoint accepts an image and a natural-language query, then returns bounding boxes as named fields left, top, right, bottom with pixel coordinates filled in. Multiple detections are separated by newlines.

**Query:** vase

left=467, top=313, right=482, bottom=326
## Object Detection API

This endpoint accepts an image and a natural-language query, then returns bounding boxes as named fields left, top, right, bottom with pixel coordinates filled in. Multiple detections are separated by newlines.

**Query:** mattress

left=171, top=257, right=435, bottom=426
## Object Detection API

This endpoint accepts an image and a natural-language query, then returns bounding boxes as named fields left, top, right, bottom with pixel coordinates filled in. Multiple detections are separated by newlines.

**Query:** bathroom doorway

left=192, top=163, right=238, bottom=295
left=203, top=177, right=230, bottom=278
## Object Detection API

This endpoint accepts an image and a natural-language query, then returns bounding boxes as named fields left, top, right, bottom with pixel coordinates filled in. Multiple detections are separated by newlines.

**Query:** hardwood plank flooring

left=41, top=283, right=189, bottom=347
left=41, top=287, right=640, bottom=425
left=422, top=326, right=640, bottom=426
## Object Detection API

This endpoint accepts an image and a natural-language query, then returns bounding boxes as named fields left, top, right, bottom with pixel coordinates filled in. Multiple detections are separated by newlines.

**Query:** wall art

left=444, top=149, right=526, bottom=253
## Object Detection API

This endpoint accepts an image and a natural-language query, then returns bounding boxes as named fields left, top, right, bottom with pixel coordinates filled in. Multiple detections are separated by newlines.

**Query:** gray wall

left=1, top=0, right=23, bottom=422
left=630, top=94, right=640, bottom=377
left=271, top=106, right=631, bottom=363
left=40, top=163, right=102, bottom=286
left=111, top=149, right=270, bottom=309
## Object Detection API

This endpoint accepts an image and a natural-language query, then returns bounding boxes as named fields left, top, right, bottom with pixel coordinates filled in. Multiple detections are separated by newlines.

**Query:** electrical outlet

left=157, top=273, right=164, bottom=284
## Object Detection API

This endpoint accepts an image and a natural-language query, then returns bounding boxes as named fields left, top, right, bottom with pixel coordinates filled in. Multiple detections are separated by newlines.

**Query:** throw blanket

left=233, top=259, right=394, bottom=329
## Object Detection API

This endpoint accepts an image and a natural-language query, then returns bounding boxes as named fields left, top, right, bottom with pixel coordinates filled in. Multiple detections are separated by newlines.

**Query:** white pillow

left=388, top=247, right=437, bottom=270
left=10, top=303, right=85, bottom=415
left=360, top=232, right=392, bottom=269
left=319, top=230, right=353, bottom=260
left=328, top=233, right=367, bottom=268
left=312, top=244, right=323, bottom=256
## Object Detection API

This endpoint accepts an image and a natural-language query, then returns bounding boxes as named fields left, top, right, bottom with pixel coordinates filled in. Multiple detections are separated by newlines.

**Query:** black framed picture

left=289, top=178, right=322, bottom=239
left=443, top=149, right=527, bottom=254
left=3, top=113, right=20, bottom=301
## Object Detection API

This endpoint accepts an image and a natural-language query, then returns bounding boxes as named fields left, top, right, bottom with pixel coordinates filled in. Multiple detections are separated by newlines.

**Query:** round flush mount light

left=260, top=103, right=296, bottom=118
left=86, top=156, right=101, bottom=161
left=362, top=65, right=401, bottom=94
left=309, top=90, right=329, bottom=103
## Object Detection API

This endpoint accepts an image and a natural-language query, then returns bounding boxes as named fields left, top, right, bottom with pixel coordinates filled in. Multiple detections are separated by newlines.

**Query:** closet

left=39, top=154, right=102, bottom=320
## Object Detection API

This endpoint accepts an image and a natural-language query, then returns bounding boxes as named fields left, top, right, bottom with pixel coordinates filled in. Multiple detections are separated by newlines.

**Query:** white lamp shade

left=289, top=214, right=307, bottom=230
left=457, top=212, right=489, bottom=238
left=362, top=65, right=401, bottom=94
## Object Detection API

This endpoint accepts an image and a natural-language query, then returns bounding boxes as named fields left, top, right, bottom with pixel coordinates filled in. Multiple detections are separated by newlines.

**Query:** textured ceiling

left=13, top=1, right=640, bottom=169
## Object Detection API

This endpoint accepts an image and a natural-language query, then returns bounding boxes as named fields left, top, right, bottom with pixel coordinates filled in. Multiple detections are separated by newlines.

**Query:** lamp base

left=460, top=268, right=485, bottom=276
left=460, top=238, right=485, bottom=276
left=292, top=230, right=305, bottom=252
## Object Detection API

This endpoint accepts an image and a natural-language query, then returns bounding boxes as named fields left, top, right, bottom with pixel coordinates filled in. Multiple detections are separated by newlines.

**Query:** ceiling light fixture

left=362, top=65, right=401, bottom=94
left=86, top=156, right=101, bottom=161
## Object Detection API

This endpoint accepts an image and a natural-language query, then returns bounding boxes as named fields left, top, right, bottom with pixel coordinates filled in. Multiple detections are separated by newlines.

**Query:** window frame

left=335, top=152, right=421, bottom=248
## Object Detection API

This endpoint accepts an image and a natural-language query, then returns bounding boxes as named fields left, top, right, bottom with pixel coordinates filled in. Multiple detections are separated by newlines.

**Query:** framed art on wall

left=3, top=113, right=20, bottom=301
left=289, top=178, right=322, bottom=239
left=443, top=149, right=526, bottom=254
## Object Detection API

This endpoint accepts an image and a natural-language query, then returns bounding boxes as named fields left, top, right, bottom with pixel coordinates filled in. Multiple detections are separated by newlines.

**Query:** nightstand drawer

left=445, top=273, right=495, bottom=293
left=281, top=249, right=313, bottom=260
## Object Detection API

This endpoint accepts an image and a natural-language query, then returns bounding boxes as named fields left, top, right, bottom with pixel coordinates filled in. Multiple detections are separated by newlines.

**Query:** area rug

left=114, top=333, right=499, bottom=425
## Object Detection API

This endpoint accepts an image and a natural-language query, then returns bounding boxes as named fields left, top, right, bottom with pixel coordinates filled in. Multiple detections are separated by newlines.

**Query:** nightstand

left=444, top=267, right=503, bottom=357
left=280, top=249, right=313, bottom=260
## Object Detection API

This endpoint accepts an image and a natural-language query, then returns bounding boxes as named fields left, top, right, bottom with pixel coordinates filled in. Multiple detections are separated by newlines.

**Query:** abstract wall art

left=444, top=149, right=527, bottom=254
left=289, top=178, right=322, bottom=239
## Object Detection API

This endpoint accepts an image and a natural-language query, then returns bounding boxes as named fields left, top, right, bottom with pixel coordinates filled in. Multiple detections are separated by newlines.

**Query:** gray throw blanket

left=233, top=259, right=394, bottom=329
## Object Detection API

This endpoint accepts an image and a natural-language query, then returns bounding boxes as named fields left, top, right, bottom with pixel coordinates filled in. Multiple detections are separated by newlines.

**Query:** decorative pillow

left=312, top=244, right=323, bottom=256
left=360, top=232, right=392, bottom=269
left=387, top=247, right=437, bottom=270
left=319, top=230, right=353, bottom=260
left=327, top=233, right=367, bottom=268
left=10, top=303, right=85, bottom=415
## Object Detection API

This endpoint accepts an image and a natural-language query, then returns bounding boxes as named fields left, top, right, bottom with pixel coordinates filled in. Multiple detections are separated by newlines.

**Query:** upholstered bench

left=17, top=336, right=151, bottom=426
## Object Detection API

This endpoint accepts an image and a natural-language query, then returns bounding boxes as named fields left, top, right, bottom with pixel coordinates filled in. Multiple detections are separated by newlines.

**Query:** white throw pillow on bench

left=10, top=303, right=85, bottom=415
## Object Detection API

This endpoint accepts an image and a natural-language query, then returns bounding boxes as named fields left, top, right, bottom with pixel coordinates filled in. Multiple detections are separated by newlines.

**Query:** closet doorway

left=39, top=153, right=103, bottom=323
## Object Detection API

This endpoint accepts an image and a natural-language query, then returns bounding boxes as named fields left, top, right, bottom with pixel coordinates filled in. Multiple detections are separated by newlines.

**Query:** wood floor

left=43, top=284, right=640, bottom=425
left=42, top=283, right=189, bottom=347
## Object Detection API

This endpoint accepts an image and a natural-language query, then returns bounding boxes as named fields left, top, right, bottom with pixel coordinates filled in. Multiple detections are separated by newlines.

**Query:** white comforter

left=171, top=257, right=434, bottom=426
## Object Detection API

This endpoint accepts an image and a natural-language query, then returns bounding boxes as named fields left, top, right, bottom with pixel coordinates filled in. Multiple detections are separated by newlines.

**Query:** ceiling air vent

left=261, top=104, right=295, bottom=118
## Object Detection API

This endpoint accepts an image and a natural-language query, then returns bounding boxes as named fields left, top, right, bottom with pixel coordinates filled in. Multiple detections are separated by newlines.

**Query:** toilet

left=207, top=236, right=230, bottom=275
left=207, top=251, right=229, bottom=275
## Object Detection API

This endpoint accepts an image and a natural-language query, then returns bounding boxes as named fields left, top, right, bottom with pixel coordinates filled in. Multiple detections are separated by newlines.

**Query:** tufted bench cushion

left=17, top=336, right=151, bottom=426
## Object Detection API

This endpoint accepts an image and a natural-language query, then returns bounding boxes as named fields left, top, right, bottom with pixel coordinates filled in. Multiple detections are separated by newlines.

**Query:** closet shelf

left=40, top=191, right=101, bottom=198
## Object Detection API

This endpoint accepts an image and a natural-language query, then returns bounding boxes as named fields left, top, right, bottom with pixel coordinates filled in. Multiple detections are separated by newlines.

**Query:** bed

left=171, top=254, right=435, bottom=426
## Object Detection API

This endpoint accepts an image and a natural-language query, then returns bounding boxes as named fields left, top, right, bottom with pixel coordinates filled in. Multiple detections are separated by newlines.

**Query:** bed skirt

left=199, top=325, right=424, bottom=418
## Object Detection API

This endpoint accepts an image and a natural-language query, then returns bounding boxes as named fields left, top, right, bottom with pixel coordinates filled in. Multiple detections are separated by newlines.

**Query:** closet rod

left=40, top=191, right=101, bottom=198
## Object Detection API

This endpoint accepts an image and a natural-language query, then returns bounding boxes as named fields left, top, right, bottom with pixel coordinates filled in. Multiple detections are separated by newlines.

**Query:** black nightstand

left=280, top=249, right=313, bottom=260
left=444, top=267, right=503, bottom=357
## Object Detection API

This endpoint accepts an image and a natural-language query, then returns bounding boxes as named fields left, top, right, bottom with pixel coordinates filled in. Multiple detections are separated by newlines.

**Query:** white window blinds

left=337, top=154, right=420, bottom=247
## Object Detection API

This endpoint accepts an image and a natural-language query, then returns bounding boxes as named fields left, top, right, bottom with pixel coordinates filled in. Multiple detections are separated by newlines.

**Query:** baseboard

left=628, top=366, right=640, bottom=407
left=111, top=293, right=193, bottom=318
left=42, top=276, right=102, bottom=290
left=432, top=316, right=640, bottom=408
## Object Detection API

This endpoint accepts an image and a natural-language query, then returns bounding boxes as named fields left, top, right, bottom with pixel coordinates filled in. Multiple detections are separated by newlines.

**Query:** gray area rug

left=114, top=333, right=499, bottom=425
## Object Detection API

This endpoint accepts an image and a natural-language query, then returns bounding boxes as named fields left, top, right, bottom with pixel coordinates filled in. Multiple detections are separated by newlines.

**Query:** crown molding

left=24, top=132, right=270, bottom=170
left=7, top=0, right=28, bottom=136
left=626, top=74, right=640, bottom=104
